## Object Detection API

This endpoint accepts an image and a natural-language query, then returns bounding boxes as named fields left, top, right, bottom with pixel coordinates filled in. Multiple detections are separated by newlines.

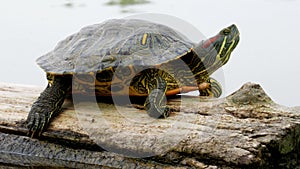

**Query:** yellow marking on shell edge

left=142, top=33, right=148, bottom=45
left=88, top=72, right=95, bottom=76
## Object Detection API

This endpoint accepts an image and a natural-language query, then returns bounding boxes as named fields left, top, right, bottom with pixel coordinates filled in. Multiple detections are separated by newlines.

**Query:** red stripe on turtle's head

left=201, top=35, right=220, bottom=49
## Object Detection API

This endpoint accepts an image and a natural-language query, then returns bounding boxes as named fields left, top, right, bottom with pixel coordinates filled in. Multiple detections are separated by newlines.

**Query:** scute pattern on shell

left=36, top=19, right=194, bottom=74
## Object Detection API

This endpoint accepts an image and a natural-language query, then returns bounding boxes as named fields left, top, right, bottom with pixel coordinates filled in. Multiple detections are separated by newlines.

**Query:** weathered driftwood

left=0, top=82, right=299, bottom=168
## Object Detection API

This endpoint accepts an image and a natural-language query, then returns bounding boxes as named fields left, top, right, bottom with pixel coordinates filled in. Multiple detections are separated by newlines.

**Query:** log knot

left=226, top=82, right=273, bottom=106
left=224, top=82, right=275, bottom=119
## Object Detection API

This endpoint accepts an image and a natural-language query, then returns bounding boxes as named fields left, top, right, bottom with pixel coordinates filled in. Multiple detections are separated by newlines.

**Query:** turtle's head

left=193, top=24, right=240, bottom=74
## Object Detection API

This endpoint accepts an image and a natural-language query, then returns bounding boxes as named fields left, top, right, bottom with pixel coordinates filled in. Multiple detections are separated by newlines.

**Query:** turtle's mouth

left=231, top=32, right=240, bottom=43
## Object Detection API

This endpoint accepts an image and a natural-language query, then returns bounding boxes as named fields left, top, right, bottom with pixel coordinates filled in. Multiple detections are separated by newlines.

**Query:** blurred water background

left=0, top=0, right=299, bottom=107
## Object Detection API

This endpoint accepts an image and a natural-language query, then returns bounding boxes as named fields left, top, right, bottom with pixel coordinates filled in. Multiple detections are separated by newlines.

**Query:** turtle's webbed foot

left=144, top=76, right=170, bottom=119
left=199, top=77, right=222, bottom=98
left=145, top=93, right=170, bottom=118
left=26, top=101, right=60, bottom=138
left=26, top=76, right=70, bottom=138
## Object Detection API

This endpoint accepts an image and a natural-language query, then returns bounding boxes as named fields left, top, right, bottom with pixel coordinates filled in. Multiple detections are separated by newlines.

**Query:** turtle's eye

left=221, top=28, right=231, bottom=35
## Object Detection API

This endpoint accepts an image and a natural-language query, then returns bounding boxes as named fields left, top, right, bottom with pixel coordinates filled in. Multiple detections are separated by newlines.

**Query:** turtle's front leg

left=199, top=77, right=222, bottom=97
left=144, top=76, right=170, bottom=118
left=26, top=76, right=71, bottom=137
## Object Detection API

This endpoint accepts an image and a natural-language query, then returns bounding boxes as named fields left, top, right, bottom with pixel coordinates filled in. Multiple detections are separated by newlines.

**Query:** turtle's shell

left=37, top=19, right=194, bottom=74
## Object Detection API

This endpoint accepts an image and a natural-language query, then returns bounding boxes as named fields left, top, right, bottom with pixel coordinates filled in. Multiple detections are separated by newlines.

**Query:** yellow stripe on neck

left=218, top=36, right=227, bottom=56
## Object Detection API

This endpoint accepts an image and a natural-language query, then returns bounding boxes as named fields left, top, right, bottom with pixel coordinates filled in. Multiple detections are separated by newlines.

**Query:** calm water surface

left=0, top=0, right=300, bottom=107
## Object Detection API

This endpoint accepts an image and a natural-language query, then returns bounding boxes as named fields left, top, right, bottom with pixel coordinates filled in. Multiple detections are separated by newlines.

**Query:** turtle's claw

left=26, top=106, right=47, bottom=138
left=26, top=100, right=59, bottom=138
left=146, top=104, right=170, bottom=119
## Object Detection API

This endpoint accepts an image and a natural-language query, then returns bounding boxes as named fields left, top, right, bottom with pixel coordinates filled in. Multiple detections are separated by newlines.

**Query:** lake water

left=0, top=0, right=299, bottom=107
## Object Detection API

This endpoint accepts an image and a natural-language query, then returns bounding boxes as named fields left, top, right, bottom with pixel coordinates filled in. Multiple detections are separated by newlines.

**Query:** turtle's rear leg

left=26, top=75, right=71, bottom=137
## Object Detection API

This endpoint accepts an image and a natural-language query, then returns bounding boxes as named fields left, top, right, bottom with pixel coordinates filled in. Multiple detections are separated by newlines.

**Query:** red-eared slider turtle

left=26, top=19, right=240, bottom=137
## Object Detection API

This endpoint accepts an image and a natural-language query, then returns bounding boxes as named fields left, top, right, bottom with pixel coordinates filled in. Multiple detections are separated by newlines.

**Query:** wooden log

left=0, top=82, right=299, bottom=168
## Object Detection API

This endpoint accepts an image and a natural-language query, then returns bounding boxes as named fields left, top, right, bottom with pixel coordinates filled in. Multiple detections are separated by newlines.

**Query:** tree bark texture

left=0, top=82, right=299, bottom=168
